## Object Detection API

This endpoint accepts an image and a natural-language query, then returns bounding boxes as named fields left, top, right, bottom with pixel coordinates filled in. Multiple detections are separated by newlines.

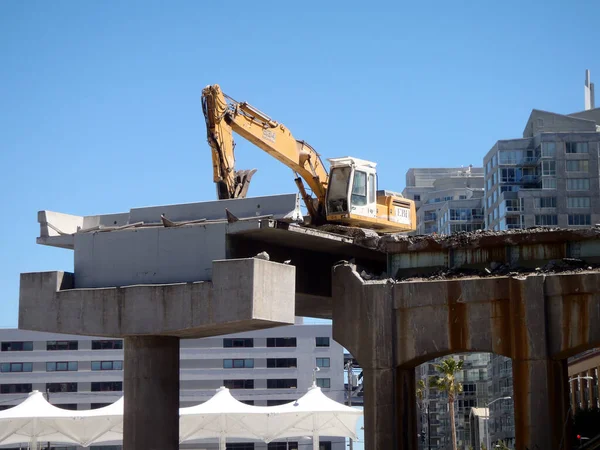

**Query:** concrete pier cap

left=19, top=258, right=296, bottom=338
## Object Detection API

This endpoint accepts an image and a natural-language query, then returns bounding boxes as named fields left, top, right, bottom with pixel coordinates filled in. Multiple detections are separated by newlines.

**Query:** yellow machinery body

left=201, top=84, right=416, bottom=234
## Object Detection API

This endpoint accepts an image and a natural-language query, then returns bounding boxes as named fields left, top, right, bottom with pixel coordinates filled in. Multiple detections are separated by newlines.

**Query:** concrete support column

left=361, top=368, right=397, bottom=450
left=124, top=336, right=180, bottom=450
left=396, top=367, right=418, bottom=450
left=512, top=358, right=571, bottom=450
left=332, top=264, right=404, bottom=450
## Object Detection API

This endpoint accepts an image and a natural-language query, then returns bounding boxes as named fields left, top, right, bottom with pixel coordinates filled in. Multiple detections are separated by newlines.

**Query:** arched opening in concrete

left=415, top=351, right=514, bottom=450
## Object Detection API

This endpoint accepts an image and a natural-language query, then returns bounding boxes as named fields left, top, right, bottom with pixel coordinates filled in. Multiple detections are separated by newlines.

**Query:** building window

left=500, top=168, right=517, bottom=183
left=226, top=444, right=255, bottom=450
left=267, top=400, right=291, bottom=406
left=56, top=403, right=78, bottom=411
left=542, top=142, right=556, bottom=157
left=414, top=194, right=420, bottom=201
left=268, top=442, right=299, bottom=450
left=316, top=378, right=331, bottom=389
left=46, top=382, right=77, bottom=393
left=534, top=197, right=557, bottom=209
left=0, top=362, right=32, bottom=373
left=1, top=341, right=33, bottom=352
left=224, top=379, right=254, bottom=390
left=92, top=340, right=123, bottom=350
left=499, top=150, right=519, bottom=165
left=91, top=361, right=123, bottom=371
left=223, top=359, right=254, bottom=369
left=223, top=338, right=254, bottom=348
left=316, top=357, right=330, bottom=368
left=47, top=340, right=78, bottom=351
left=90, top=403, right=112, bottom=409
left=1, top=384, right=32, bottom=394
left=566, top=142, right=589, bottom=154
left=567, top=178, right=590, bottom=191
left=46, top=362, right=78, bottom=372
left=267, top=338, right=296, bottom=348
left=316, top=337, right=330, bottom=347
left=267, top=358, right=297, bottom=368
left=267, top=379, right=297, bottom=389
left=459, top=195, right=467, bottom=200
left=541, top=160, right=556, bottom=176
left=240, top=400, right=255, bottom=405
left=568, top=215, right=591, bottom=226
left=535, top=215, right=558, bottom=226
left=567, top=197, right=591, bottom=208
left=91, top=382, right=122, bottom=392
left=566, top=160, right=589, bottom=172
left=463, top=383, right=476, bottom=393
left=542, top=178, right=557, bottom=190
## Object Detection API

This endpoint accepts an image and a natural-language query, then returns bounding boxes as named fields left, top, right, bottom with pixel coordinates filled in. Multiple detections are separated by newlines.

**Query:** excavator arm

left=201, top=84, right=329, bottom=221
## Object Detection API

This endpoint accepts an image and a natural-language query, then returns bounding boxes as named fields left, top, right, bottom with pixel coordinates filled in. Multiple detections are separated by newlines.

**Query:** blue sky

left=1, top=0, right=599, bottom=329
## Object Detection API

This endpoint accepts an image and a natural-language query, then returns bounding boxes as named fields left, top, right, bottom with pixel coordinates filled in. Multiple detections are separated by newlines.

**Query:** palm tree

left=429, top=357, right=464, bottom=450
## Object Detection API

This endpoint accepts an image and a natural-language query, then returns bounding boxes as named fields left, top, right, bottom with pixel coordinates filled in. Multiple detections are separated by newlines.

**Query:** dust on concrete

left=317, top=224, right=600, bottom=252
left=386, top=258, right=600, bottom=282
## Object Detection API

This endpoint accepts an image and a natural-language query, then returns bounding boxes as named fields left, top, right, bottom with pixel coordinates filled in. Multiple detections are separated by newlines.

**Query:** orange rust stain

left=509, top=279, right=530, bottom=448
left=512, top=359, right=530, bottom=449
left=490, top=296, right=511, bottom=357
left=447, top=281, right=468, bottom=351
left=509, top=279, right=529, bottom=361
left=562, top=294, right=591, bottom=354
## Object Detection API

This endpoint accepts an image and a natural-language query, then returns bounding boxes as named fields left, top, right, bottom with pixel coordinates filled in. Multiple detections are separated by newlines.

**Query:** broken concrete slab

left=19, top=258, right=295, bottom=338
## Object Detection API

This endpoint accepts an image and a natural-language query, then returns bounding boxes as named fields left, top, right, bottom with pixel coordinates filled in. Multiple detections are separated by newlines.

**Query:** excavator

left=201, top=84, right=416, bottom=234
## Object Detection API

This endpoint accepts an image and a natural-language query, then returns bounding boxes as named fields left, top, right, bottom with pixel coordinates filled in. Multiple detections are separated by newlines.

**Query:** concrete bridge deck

left=21, top=196, right=600, bottom=450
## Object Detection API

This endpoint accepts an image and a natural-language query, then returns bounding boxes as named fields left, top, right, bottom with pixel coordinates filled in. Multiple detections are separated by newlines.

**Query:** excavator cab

left=325, top=156, right=415, bottom=233
left=326, top=157, right=378, bottom=218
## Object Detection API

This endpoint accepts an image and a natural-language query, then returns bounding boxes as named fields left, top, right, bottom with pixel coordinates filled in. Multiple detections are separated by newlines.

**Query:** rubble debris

left=254, top=251, right=270, bottom=261
left=385, top=258, right=600, bottom=282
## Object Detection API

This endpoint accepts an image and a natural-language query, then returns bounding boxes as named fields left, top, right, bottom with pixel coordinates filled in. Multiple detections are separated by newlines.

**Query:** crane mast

left=201, top=84, right=329, bottom=222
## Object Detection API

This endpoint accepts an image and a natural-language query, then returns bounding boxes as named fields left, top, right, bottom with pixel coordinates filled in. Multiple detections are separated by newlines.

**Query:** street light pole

left=485, top=396, right=511, bottom=450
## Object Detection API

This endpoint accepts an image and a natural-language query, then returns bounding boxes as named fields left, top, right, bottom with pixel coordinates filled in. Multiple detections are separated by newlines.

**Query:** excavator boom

left=202, top=84, right=329, bottom=220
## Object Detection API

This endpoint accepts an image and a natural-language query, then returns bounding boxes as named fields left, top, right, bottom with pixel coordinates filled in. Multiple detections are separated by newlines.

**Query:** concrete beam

left=19, top=258, right=295, bottom=338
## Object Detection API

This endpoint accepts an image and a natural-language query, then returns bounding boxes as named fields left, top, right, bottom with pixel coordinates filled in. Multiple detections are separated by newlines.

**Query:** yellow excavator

left=201, top=84, right=416, bottom=234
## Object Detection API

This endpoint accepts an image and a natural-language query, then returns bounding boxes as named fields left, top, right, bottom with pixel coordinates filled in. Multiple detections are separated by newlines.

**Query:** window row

left=223, top=337, right=330, bottom=348
left=91, top=360, right=123, bottom=371
left=222, top=378, right=331, bottom=390
left=226, top=443, right=332, bottom=450
left=534, top=215, right=592, bottom=226
left=0, top=362, right=32, bottom=373
left=0, top=340, right=123, bottom=352
left=534, top=196, right=593, bottom=209
left=0, top=382, right=123, bottom=394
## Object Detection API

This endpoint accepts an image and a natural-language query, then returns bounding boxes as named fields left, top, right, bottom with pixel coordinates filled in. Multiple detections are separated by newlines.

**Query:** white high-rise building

left=0, top=323, right=345, bottom=450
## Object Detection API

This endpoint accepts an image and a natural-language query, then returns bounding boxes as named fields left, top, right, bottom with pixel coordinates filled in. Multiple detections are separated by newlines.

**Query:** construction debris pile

left=392, top=258, right=600, bottom=282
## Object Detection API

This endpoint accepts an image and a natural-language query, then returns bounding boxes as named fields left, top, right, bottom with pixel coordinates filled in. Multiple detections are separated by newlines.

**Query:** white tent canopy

left=0, top=391, right=85, bottom=447
left=0, top=386, right=362, bottom=449
left=264, top=384, right=362, bottom=449
left=179, top=387, right=274, bottom=447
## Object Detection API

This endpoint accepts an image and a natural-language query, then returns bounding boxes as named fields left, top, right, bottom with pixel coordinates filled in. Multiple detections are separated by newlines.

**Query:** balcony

left=518, top=156, right=540, bottom=166
left=518, top=174, right=541, bottom=188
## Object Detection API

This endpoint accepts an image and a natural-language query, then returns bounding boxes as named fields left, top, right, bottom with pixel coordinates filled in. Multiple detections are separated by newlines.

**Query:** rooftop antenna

left=585, top=69, right=595, bottom=110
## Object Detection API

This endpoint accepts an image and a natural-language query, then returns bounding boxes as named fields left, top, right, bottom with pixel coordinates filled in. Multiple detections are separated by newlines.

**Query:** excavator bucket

left=234, top=169, right=258, bottom=198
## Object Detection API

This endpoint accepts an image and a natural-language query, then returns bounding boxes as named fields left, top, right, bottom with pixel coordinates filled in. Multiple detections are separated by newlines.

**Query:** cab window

left=351, top=171, right=367, bottom=206
left=368, top=174, right=375, bottom=204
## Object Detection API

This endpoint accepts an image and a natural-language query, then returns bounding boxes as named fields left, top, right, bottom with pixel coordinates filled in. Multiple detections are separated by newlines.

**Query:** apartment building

left=416, top=353, right=491, bottom=450
left=0, top=323, right=346, bottom=450
left=402, top=166, right=484, bottom=235
left=483, top=107, right=600, bottom=231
